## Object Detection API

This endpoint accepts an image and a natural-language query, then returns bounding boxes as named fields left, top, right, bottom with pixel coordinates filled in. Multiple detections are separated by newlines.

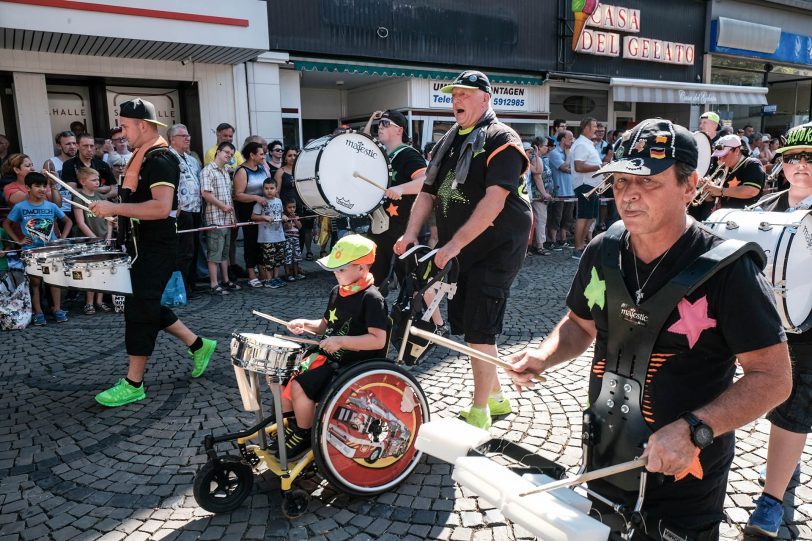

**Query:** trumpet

left=584, top=173, right=614, bottom=198
left=767, top=160, right=783, bottom=184
left=691, top=163, right=728, bottom=206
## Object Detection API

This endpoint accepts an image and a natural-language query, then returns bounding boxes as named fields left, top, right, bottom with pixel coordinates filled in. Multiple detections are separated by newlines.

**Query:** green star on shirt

left=437, top=170, right=469, bottom=217
left=584, top=267, right=606, bottom=310
left=328, top=308, right=338, bottom=323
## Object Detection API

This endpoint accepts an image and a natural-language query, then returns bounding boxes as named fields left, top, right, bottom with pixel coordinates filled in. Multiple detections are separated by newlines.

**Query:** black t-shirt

left=719, top=157, right=765, bottom=209
left=762, top=192, right=812, bottom=353
left=381, top=145, right=426, bottom=236
left=566, top=221, right=786, bottom=524
left=422, top=122, right=531, bottom=270
left=127, top=147, right=179, bottom=242
left=61, top=157, right=116, bottom=187
left=320, top=284, right=389, bottom=364
left=279, top=170, right=299, bottom=208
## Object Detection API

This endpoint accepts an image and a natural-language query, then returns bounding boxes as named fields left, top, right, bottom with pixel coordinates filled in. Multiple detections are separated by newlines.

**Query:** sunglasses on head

left=379, top=119, right=399, bottom=129
left=783, top=152, right=812, bottom=164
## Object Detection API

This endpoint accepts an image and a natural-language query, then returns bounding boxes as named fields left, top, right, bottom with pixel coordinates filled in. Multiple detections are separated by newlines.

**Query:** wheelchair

left=192, top=246, right=456, bottom=518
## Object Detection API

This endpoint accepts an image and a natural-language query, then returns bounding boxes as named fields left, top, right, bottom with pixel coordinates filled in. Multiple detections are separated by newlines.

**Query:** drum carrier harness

left=583, top=221, right=765, bottom=532
left=115, top=146, right=180, bottom=258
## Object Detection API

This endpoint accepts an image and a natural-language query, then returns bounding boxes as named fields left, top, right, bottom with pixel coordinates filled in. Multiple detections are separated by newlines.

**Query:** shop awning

left=292, top=59, right=545, bottom=86
left=611, top=78, right=768, bottom=106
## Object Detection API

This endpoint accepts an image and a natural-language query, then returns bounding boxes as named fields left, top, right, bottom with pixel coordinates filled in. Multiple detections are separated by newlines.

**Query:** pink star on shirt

left=668, top=296, right=717, bottom=349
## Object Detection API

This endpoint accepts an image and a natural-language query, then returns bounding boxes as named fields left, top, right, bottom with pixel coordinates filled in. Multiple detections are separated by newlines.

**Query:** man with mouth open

left=394, top=70, right=531, bottom=430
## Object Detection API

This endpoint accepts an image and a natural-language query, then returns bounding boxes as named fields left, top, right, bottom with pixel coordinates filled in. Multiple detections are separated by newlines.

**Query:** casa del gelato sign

left=572, top=1, right=695, bottom=66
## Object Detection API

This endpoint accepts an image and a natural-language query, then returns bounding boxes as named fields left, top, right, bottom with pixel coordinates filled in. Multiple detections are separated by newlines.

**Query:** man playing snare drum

left=507, top=119, right=791, bottom=540
left=745, top=121, right=812, bottom=538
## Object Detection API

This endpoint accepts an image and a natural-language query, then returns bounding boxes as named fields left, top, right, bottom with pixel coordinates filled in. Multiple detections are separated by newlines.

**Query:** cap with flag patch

left=776, top=121, right=812, bottom=154
left=317, top=234, right=377, bottom=270
left=593, top=118, right=698, bottom=178
left=440, top=70, right=492, bottom=95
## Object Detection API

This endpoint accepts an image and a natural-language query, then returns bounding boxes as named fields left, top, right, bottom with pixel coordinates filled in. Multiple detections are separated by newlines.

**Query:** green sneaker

left=464, top=406, right=492, bottom=430
left=190, top=338, right=217, bottom=378
left=95, top=378, right=146, bottom=407
left=460, top=397, right=513, bottom=419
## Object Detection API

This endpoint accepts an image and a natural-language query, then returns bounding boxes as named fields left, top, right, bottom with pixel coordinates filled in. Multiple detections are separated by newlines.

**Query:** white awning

left=611, top=78, right=768, bottom=106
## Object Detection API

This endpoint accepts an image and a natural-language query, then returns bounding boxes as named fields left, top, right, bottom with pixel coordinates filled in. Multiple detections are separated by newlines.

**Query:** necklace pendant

left=635, top=289, right=644, bottom=304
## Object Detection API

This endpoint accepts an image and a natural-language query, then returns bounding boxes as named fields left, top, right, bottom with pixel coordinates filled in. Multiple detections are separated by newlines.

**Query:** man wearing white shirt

left=570, top=117, right=602, bottom=259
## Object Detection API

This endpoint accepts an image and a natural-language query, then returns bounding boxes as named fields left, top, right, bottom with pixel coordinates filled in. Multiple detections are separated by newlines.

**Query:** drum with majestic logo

left=294, top=132, right=390, bottom=218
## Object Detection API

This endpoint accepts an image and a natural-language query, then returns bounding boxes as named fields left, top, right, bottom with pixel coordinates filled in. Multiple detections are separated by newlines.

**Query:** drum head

left=781, top=212, right=812, bottom=332
left=313, top=360, right=428, bottom=496
left=234, top=333, right=301, bottom=350
left=315, top=132, right=390, bottom=217
left=693, top=131, right=712, bottom=178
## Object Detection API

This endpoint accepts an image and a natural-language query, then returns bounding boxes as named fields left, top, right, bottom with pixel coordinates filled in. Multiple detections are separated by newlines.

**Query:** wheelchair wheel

left=313, top=360, right=429, bottom=496
left=193, top=456, right=254, bottom=513
left=282, top=489, right=310, bottom=519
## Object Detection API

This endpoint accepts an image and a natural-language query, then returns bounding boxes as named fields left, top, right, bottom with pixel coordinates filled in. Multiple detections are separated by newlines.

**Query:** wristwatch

left=680, top=412, right=714, bottom=449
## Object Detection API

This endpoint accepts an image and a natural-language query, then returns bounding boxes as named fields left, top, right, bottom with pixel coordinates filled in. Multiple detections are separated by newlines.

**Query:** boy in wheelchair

left=280, top=234, right=389, bottom=458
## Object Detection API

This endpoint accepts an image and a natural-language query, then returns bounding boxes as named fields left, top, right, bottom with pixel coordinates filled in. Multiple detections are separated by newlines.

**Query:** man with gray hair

left=168, top=123, right=203, bottom=298
left=394, top=70, right=531, bottom=430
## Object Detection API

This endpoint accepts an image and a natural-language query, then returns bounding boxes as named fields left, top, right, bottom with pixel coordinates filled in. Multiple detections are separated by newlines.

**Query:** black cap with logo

left=777, top=121, right=812, bottom=154
left=440, top=70, right=492, bottom=95
left=594, top=118, right=698, bottom=178
left=120, top=98, right=167, bottom=128
left=380, top=110, right=408, bottom=129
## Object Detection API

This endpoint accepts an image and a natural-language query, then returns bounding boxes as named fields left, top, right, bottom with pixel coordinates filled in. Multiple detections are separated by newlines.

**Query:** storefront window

left=550, top=87, right=609, bottom=126
left=282, top=117, right=300, bottom=148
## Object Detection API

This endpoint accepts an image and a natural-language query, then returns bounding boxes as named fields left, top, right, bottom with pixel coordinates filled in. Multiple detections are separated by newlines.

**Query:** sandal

left=224, top=281, right=242, bottom=291
left=305, top=253, right=314, bottom=261
left=96, top=303, right=113, bottom=313
left=83, top=304, right=96, bottom=315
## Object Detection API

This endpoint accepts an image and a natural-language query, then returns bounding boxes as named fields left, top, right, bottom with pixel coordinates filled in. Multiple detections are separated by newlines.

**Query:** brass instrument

left=767, top=160, right=783, bottom=184
left=691, top=163, right=728, bottom=206
left=584, top=173, right=614, bottom=198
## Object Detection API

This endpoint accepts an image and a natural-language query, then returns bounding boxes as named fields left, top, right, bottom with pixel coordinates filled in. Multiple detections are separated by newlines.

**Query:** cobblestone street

left=0, top=250, right=810, bottom=541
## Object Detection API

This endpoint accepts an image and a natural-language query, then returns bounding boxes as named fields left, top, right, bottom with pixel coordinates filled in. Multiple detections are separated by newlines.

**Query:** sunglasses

left=379, top=119, right=399, bottom=129
left=782, top=152, right=812, bottom=164
left=713, top=144, right=737, bottom=152
left=272, top=148, right=283, bottom=152
left=112, top=137, right=128, bottom=143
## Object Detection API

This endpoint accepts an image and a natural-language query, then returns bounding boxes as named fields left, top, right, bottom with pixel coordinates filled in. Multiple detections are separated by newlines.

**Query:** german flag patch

left=650, top=147, right=666, bottom=159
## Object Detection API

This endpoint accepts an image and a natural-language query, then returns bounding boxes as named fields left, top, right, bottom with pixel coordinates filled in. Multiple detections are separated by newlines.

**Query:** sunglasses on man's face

left=713, top=144, right=737, bottom=152
left=783, top=152, right=812, bottom=164
left=379, top=119, right=399, bottom=129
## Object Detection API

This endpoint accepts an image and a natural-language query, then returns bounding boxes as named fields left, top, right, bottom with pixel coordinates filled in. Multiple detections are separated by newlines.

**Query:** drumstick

left=409, top=327, right=546, bottom=383
left=252, top=310, right=318, bottom=336
left=43, top=170, right=93, bottom=205
left=518, top=458, right=648, bottom=497
left=273, top=333, right=320, bottom=346
left=352, top=171, right=387, bottom=192
left=64, top=198, right=116, bottom=223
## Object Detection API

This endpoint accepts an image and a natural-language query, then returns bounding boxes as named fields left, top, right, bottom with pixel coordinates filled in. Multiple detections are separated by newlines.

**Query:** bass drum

left=294, top=131, right=390, bottom=218
left=312, top=360, right=429, bottom=496
left=705, top=208, right=812, bottom=333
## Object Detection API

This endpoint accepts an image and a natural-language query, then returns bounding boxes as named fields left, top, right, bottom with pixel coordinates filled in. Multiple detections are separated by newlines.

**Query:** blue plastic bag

left=161, top=271, right=188, bottom=307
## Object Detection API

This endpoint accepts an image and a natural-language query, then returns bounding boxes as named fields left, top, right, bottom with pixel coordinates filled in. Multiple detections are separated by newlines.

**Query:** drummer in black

left=506, top=119, right=791, bottom=540
left=90, top=99, right=217, bottom=407
left=745, top=121, right=812, bottom=537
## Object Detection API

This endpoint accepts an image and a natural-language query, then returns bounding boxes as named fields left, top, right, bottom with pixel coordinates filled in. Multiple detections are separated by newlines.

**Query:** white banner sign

left=47, top=85, right=93, bottom=138
left=430, top=81, right=529, bottom=112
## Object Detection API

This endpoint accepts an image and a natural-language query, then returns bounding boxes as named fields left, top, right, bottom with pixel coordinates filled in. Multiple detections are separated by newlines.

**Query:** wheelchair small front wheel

left=282, top=489, right=310, bottom=519
left=193, top=456, right=254, bottom=513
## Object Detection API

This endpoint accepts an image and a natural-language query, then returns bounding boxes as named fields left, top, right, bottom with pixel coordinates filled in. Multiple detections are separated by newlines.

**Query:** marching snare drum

left=230, top=333, right=302, bottom=382
left=705, top=208, right=812, bottom=333
left=22, top=237, right=107, bottom=279
left=63, top=252, right=133, bottom=295
left=294, top=131, right=390, bottom=218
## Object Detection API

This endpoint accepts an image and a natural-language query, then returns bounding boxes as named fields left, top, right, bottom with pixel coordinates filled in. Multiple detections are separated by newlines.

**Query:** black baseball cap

left=776, top=121, right=812, bottom=154
left=380, top=110, right=408, bottom=129
left=440, top=70, right=492, bottom=95
left=594, top=118, right=698, bottom=178
left=120, top=98, right=167, bottom=128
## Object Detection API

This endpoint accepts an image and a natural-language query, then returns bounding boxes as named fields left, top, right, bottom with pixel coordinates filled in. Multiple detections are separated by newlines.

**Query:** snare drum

left=63, top=252, right=133, bottom=295
left=294, top=131, right=390, bottom=217
left=230, top=333, right=302, bottom=381
left=22, top=237, right=108, bottom=279
left=705, top=208, right=812, bottom=333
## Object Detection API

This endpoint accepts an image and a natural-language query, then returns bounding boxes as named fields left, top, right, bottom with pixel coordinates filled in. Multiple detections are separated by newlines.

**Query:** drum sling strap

left=586, top=221, right=765, bottom=493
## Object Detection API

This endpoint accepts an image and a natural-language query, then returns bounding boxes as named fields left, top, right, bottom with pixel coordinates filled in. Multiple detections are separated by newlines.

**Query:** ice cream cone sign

left=572, top=0, right=599, bottom=51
